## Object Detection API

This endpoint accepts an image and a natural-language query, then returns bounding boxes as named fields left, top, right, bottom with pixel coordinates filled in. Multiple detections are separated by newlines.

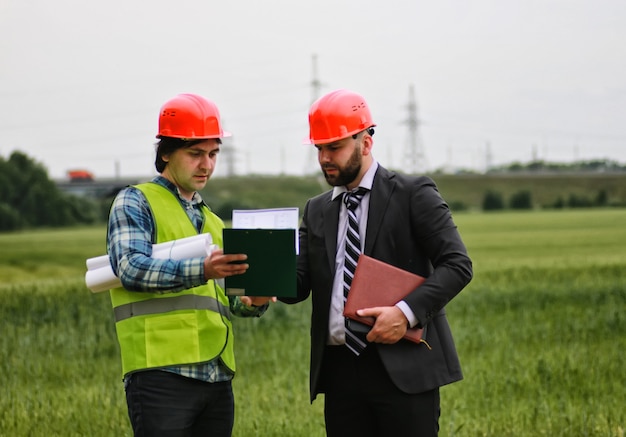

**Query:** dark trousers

left=321, top=345, right=440, bottom=437
left=124, top=370, right=234, bottom=437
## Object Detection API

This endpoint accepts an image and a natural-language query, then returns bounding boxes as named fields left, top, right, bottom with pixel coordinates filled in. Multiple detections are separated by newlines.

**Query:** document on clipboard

left=223, top=208, right=299, bottom=297
left=343, top=254, right=427, bottom=344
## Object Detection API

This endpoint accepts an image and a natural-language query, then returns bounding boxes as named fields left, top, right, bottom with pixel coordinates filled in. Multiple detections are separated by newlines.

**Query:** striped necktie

left=343, top=187, right=369, bottom=355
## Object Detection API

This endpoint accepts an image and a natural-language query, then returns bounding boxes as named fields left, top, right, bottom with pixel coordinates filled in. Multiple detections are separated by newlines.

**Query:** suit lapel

left=323, top=193, right=341, bottom=273
left=365, top=166, right=395, bottom=255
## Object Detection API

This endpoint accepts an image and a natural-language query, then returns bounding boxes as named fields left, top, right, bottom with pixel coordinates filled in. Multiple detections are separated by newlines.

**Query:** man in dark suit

left=282, top=89, right=473, bottom=436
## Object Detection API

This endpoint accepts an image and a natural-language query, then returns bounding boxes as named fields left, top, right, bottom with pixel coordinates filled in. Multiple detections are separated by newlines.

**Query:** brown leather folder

left=343, top=254, right=426, bottom=344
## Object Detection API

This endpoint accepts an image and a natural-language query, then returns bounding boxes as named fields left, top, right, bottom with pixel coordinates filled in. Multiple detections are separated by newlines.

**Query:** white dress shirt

left=327, top=161, right=418, bottom=345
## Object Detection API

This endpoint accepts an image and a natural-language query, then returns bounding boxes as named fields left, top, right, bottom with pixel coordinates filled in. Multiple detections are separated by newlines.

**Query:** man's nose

left=200, top=154, right=213, bottom=168
left=318, top=149, right=330, bottom=162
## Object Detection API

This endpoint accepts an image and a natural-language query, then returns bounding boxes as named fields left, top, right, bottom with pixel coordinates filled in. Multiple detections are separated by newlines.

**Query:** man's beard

left=321, top=146, right=362, bottom=187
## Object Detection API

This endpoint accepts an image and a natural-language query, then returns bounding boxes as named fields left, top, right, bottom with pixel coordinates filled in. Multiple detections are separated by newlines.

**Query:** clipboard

left=343, top=254, right=426, bottom=344
left=222, top=228, right=296, bottom=297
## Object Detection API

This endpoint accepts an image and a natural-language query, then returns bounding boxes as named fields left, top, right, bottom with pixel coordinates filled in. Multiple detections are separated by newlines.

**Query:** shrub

left=509, top=190, right=533, bottom=210
left=447, top=200, right=468, bottom=212
left=568, top=193, right=592, bottom=208
left=595, top=189, right=608, bottom=207
left=482, top=190, right=504, bottom=211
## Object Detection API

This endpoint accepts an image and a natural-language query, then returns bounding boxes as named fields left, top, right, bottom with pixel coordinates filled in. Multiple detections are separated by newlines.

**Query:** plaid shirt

left=108, top=175, right=266, bottom=382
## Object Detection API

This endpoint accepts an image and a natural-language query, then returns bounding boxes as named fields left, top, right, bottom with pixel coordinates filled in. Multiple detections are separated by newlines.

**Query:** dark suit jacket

left=283, top=165, right=473, bottom=402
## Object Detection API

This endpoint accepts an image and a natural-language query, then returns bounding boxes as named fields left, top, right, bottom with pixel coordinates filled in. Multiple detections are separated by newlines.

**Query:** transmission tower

left=221, top=134, right=236, bottom=176
left=403, top=84, right=428, bottom=174
left=485, top=141, right=493, bottom=173
left=303, top=54, right=324, bottom=174
left=310, top=54, right=322, bottom=106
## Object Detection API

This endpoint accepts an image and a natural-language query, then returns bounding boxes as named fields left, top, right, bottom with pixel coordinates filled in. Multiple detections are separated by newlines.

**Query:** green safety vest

left=110, top=182, right=235, bottom=378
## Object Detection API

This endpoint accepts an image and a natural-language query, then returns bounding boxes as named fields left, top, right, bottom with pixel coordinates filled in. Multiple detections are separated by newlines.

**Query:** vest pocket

left=145, top=313, right=200, bottom=367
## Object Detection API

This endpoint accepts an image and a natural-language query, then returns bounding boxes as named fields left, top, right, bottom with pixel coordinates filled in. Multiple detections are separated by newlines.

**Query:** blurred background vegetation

left=2, top=150, right=626, bottom=232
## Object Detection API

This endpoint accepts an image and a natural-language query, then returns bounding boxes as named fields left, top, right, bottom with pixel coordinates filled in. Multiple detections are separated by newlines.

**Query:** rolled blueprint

left=85, top=234, right=211, bottom=270
left=85, top=234, right=216, bottom=293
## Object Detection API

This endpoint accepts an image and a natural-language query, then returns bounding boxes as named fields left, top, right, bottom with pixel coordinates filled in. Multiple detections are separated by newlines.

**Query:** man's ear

left=361, top=134, right=374, bottom=156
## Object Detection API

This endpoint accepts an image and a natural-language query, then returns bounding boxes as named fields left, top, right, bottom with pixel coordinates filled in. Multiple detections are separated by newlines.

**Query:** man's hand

left=240, top=296, right=277, bottom=307
left=357, top=306, right=408, bottom=344
left=203, top=249, right=249, bottom=281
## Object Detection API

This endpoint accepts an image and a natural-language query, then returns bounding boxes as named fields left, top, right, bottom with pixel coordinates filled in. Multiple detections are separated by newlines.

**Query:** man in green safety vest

left=107, top=93, right=274, bottom=436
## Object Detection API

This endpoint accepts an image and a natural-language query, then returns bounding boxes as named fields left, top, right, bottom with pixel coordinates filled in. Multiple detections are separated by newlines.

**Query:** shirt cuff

left=182, top=258, right=208, bottom=290
left=396, top=301, right=419, bottom=328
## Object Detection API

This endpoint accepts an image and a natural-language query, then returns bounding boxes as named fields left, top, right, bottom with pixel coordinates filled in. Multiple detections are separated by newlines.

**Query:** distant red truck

left=67, top=170, right=94, bottom=182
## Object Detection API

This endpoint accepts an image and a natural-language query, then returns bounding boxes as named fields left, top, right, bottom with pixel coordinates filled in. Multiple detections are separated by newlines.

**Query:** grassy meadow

left=1, top=209, right=625, bottom=436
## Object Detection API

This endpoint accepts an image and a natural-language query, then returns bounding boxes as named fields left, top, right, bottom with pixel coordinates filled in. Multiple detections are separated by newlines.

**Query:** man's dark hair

left=351, top=127, right=375, bottom=140
left=154, top=137, right=222, bottom=173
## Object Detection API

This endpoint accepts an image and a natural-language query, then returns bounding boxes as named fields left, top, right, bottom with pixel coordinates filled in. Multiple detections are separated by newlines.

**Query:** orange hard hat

left=157, top=93, right=232, bottom=139
left=305, top=89, right=376, bottom=144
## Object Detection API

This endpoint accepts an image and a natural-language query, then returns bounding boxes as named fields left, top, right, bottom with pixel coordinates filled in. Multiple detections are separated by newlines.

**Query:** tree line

left=480, top=188, right=613, bottom=211
left=2, top=151, right=625, bottom=232
left=0, top=151, right=103, bottom=231
left=487, top=158, right=626, bottom=174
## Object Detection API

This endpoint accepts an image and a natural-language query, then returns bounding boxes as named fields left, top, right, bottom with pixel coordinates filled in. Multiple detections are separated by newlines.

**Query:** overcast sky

left=1, top=0, right=625, bottom=180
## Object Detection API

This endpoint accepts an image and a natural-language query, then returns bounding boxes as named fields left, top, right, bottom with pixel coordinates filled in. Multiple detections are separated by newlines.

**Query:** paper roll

left=85, top=234, right=216, bottom=293
left=85, top=233, right=210, bottom=269
left=85, top=265, right=122, bottom=293
left=152, top=236, right=214, bottom=260
left=86, top=254, right=110, bottom=271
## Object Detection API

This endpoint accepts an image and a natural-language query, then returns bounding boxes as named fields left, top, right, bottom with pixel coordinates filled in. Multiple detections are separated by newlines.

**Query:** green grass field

left=1, top=209, right=625, bottom=436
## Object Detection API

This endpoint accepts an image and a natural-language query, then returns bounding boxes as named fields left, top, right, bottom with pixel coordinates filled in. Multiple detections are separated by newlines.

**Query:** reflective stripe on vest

left=114, top=294, right=231, bottom=323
